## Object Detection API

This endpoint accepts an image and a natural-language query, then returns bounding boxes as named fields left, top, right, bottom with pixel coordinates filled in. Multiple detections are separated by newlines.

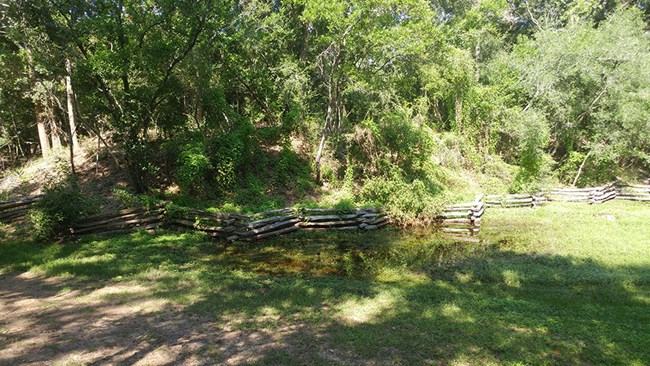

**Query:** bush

left=359, top=175, right=443, bottom=224
left=176, top=141, right=213, bottom=194
left=30, top=177, right=98, bottom=241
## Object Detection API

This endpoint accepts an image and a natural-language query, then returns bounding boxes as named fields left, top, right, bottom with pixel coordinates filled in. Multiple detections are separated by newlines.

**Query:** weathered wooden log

left=301, top=225, right=359, bottom=232
left=300, top=207, right=369, bottom=215
left=79, top=206, right=152, bottom=222
left=504, top=198, right=534, bottom=204
left=166, top=218, right=235, bottom=233
left=363, top=216, right=388, bottom=224
left=360, top=212, right=386, bottom=221
left=248, top=208, right=295, bottom=218
left=0, top=195, right=42, bottom=210
left=245, top=214, right=298, bottom=229
left=303, top=214, right=360, bottom=222
left=617, top=196, right=650, bottom=201
left=447, top=202, right=482, bottom=209
left=0, top=211, right=30, bottom=223
left=74, top=210, right=164, bottom=229
left=362, top=221, right=388, bottom=230
left=77, top=222, right=164, bottom=236
left=300, top=219, right=359, bottom=228
left=502, top=203, right=533, bottom=208
left=71, top=214, right=164, bottom=235
left=234, top=218, right=301, bottom=237
left=439, top=212, right=472, bottom=220
left=0, top=206, right=32, bottom=220
left=471, top=206, right=485, bottom=217
left=244, top=224, right=301, bottom=240
left=550, top=190, right=595, bottom=196
left=547, top=196, right=590, bottom=202
left=180, top=210, right=245, bottom=222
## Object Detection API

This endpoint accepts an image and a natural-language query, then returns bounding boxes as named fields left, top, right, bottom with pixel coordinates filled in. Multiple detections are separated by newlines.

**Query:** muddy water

left=218, top=228, right=485, bottom=278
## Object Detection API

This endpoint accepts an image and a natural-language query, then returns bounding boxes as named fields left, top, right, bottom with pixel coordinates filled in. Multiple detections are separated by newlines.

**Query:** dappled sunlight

left=336, top=289, right=403, bottom=325
left=440, top=302, right=475, bottom=324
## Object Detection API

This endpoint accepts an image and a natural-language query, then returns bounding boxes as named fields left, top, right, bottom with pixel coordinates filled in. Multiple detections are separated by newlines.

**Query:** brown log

left=504, top=198, right=533, bottom=204
left=0, top=195, right=42, bottom=210
left=166, top=218, right=235, bottom=233
left=248, top=208, right=295, bottom=218
left=303, top=214, right=360, bottom=222
left=245, top=215, right=298, bottom=229
left=80, top=206, right=152, bottom=222
left=300, top=219, right=359, bottom=228
left=244, top=223, right=300, bottom=240
left=71, top=214, right=164, bottom=234
left=362, top=221, right=388, bottom=230
left=75, top=222, right=163, bottom=237
left=235, top=218, right=301, bottom=237
left=0, top=207, right=32, bottom=220
left=362, top=217, right=388, bottom=225
left=74, top=210, right=163, bottom=229
left=183, top=209, right=246, bottom=221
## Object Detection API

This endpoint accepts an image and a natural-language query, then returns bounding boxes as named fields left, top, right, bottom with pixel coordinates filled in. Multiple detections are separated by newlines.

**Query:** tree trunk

left=65, top=59, right=79, bottom=149
left=35, top=102, right=51, bottom=158
left=572, top=150, right=591, bottom=187
left=50, top=117, right=61, bottom=149
left=315, top=131, right=327, bottom=183
left=455, top=96, right=463, bottom=133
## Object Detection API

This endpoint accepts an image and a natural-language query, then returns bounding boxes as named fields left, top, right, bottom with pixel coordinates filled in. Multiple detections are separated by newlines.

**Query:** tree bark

left=35, top=102, right=51, bottom=158
left=572, top=150, right=591, bottom=187
left=65, top=58, right=79, bottom=149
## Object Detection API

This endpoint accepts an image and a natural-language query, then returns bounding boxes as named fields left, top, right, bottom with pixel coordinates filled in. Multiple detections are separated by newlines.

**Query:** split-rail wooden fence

left=0, top=200, right=388, bottom=241
left=0, top=195, right=42, bottom=224
left=438, top=181, right=650, bottom=235
left=1, top=181, right=648, bottom=239
left=438, top=194, right=485, bottom=236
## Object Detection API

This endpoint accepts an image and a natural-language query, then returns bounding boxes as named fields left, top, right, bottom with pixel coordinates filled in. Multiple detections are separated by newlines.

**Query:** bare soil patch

left=0, top=272, right=315, bottom=366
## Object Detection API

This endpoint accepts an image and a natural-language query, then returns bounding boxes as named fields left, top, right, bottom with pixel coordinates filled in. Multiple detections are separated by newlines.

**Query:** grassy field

left=1, top=201, right=649, bottom=365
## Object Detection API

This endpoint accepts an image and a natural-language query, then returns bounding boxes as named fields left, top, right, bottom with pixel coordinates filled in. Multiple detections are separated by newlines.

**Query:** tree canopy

left=1, top=0, right=649, bottom=214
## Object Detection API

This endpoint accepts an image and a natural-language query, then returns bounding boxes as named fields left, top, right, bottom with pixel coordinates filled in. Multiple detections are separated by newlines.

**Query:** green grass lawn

left=1, top=201, right=649, bottom=365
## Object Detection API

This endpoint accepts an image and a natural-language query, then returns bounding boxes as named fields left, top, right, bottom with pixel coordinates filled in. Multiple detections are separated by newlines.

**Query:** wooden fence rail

left=66, top=206, right=388, bottom=241
left=0, top=195, right=42, bottom=224
left=438, top=194, right=484, bottom=236
left=617, top=184, right=650, bottom=202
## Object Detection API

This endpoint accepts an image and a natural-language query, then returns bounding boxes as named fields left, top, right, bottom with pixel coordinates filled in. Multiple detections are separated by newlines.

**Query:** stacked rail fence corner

left=438, top=194, right=484, bottom=237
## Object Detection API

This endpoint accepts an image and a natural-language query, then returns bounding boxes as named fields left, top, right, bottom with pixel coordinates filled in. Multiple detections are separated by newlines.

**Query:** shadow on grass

left=0, top=230, right=649, bottom=365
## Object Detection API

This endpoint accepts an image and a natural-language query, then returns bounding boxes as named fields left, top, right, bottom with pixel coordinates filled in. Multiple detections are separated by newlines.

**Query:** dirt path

left=0, top=273, right=306, bottom=365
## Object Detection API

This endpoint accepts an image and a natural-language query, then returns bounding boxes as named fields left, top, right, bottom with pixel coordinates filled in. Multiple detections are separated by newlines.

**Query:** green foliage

left=176, top=141, right=213, bottom=195
left=274, top=146, right=310, bottom=191
left=360, top=175, right=443, bottom=223
left=30, top=177, right=98, bottom=241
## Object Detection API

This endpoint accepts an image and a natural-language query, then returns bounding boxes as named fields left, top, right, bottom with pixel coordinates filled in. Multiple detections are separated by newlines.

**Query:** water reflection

left=218, top=228, right=486, bottom=278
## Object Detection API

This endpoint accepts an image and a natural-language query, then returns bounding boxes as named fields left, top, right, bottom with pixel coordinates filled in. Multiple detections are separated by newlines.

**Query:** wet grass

left=1, top=200, right=649, bottom=365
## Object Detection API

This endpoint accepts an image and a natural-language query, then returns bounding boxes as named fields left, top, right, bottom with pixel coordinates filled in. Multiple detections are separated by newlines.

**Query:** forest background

left=1, top=0, right=649, bottom=222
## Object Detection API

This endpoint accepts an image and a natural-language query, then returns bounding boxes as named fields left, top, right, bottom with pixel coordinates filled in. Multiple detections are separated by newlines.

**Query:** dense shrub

left=359, top=175, right=443, bottom=224
left=30, top=177, right=98, bottom=241
left=176, top=141, right=213, bottom=194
